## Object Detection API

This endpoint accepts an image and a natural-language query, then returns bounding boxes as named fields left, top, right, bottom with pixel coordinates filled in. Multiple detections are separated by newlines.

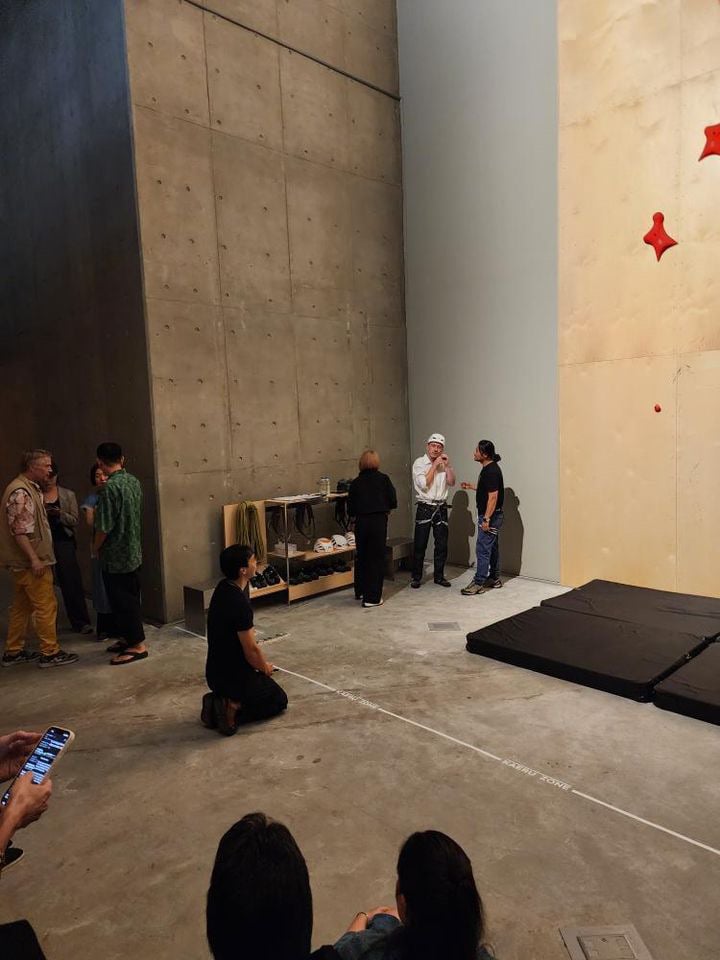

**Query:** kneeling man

left=203, top=545, right=287, bottom=736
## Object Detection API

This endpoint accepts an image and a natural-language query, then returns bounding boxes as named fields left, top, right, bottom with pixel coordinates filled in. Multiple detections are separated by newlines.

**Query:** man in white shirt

left=410, top=433, right=456, bottom=588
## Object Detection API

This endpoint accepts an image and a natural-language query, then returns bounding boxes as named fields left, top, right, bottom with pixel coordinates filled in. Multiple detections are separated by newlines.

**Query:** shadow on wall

left=501, top=487, right=524, bottom=576
left=447, top=489, right=475, bottom=567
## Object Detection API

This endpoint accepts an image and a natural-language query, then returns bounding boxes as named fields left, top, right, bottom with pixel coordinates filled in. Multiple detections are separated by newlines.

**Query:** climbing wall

left=559, top=0, right=720, bottom=595
left=124, top=0, right=409, bottom=618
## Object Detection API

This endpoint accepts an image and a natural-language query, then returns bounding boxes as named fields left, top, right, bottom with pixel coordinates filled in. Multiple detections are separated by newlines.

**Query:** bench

left=385, top=536, right=414, bottom=580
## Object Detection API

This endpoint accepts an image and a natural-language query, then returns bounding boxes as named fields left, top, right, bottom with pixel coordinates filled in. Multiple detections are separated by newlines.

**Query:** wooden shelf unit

left=287, top=568, right=354, bottom=601
left=223, top=495, right=354, bottom=603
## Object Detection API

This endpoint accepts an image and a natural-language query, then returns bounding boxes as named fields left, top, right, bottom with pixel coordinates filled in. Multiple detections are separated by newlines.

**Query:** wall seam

left=119, top=0, right=170, bottom=621
left=184, top=0, right=400, bottom=101
left=201, top=9, right=234, bottom=490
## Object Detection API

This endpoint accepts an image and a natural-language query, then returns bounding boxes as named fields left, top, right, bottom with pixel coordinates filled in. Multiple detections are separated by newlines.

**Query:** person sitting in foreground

left=334, top=830, right=494, bottom=960
left=207, top=811, right=340, bottom=960
left=202, top=544, right=288, bottom=736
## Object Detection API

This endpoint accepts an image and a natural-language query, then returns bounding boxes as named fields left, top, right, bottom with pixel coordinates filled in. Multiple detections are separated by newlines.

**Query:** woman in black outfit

left=43, top=461, right=92, bottom=634
left=348, top=450, right=397, bottom=608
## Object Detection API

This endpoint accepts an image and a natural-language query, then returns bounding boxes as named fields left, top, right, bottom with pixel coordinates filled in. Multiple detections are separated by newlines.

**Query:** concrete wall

left=0, top=0, right=164, bottom=617
left=397, top=1, right=559, bottom=580
left=559, top=0, right=720, bottom=596
left=124, top=0, right=410, bottom=618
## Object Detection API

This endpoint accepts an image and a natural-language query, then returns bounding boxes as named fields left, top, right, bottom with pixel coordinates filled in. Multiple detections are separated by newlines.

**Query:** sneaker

left=2, top=842, right=24, bottom=871
left=434, top=578, right=451, bottom=588
left=38, top=650, right=79, bottom=669
left=362, top=599, right=384, bottom=607
left=410, top=579, right=421, bottom=589
left=461, top=582, right=484, bottom=596
left=79, top=624, right=94, bottom=636
left=483, top=577, right=502, bottom=589
left=1, top=650, right=40, bottom=668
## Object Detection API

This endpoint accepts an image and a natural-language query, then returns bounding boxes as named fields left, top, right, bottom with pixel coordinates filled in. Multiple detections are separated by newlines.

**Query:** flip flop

left=110, top=650, right=148, bottom=666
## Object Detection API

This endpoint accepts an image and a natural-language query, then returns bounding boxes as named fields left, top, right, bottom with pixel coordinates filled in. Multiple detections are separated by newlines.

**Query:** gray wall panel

left=0, top=0, right=162, bottom=617
left=397, top=0, right=559, bottom=581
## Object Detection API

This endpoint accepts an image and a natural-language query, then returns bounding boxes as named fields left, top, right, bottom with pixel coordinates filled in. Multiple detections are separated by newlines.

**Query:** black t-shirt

left=205, top=579, right=254, bottom=691
left=476, top=461, right=504, bottom=515
left=310, top=948, right=341, bottom=959
left=348, top=469, right=398, bottom=517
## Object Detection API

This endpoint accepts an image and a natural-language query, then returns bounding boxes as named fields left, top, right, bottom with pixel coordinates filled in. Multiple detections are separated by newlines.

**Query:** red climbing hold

left=699, top=123, right=720, bottom=161
left=643, top=212, right=677, bottom=261
left=654, top=404, right=662, bottom=413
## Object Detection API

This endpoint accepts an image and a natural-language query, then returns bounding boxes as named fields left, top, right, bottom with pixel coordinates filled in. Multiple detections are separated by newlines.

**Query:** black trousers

left=211, top=671, right=288, bottom=724
left=0, top=920, right=47, bottom=960
left=96, top=610, right=118, bottom=637
left=53, top=539, right=90, bottom=630
left=354, top=513, right=388, bottom=603
left=412, top=502, right=448, bottom=580
left=102, top=568, right=145, bottom=646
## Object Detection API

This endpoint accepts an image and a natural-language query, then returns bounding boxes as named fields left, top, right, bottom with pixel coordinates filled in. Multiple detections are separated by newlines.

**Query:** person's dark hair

left=395, top=830, right=485, bottom=960
left=220, top=544, right=254, bottom=580
left=90, top=464, right=102, bottom=486
left=478, top=440, right=501, bottom=463
left=96, top=442, right=123, bottom=466
left=207, top=812, right=313, bottom=960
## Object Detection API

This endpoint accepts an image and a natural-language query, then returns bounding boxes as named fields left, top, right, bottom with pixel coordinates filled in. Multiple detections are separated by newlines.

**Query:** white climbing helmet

left=345, top=531, right=356, bottom=546
left=314, top=537, right=334, bottom=553
left=331, top=534, right=349, bottom=549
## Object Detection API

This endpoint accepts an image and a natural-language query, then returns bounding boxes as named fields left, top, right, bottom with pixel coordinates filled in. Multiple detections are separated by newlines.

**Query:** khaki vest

left=0, top=474, right=56, bottom=569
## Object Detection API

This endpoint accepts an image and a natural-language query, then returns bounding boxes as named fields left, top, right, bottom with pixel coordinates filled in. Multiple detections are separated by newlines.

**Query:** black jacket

left=348, top=470, right=398, bottom=517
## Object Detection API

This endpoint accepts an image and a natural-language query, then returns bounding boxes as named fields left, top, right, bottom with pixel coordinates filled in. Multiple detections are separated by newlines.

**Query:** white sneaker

left=362, top=599, right=384, bottom=608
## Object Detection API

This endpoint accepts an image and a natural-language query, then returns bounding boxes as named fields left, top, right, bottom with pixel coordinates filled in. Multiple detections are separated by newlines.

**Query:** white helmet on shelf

left=314, top=537, right=334, bottom=553
left=345, top=531, right=356, bottom=546
left=331, top=534, right=349, bottom=549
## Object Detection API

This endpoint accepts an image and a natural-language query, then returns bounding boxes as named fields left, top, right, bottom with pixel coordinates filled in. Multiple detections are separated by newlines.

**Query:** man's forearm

left=241, top=630, right=269, bottom=672
left=484, top=493, right=498, bottom=519
left=93, top=531, right=108, bottom=554
left=14, top=535, right=40, bottom=566
left=446, top=466, right=456, bottom=487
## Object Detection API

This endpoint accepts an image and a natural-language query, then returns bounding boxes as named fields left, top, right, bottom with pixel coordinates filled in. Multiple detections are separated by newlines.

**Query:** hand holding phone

left=4, top=774, right=52, bottom=829
left=0, top=730, right=41, bottom=782
left=1, top=727, right=74, bottom=809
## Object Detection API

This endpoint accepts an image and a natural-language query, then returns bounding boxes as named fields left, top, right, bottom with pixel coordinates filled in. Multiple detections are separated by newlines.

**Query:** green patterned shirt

left=95, top=470, right=143, bottom=573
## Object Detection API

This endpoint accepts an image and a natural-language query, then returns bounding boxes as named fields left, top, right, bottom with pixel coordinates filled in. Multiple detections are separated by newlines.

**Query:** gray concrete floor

left=1, top=568, right=719, bottom=960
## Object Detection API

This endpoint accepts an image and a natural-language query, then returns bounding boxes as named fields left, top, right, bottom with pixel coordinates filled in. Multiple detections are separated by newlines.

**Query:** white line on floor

left=277, top=665, right=720, bottom=860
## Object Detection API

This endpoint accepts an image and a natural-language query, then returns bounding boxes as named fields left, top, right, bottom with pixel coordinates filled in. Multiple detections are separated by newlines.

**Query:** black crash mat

left=654, top=643, right=720, bottom=725
left=541, top=579, right=720, bottom=640
left=465, top=606, right=707, bottom=701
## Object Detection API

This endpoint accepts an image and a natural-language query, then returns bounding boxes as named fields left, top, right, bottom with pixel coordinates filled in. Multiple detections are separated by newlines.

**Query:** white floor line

left=277, top=665, right=720, bottom=860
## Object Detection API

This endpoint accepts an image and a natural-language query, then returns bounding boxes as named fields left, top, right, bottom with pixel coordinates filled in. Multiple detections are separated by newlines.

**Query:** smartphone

left=0, top=726, right=75, bottom=807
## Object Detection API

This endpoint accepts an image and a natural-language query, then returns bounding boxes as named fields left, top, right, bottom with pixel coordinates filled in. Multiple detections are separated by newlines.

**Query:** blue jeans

left=474, top=509, right=503, bottom=584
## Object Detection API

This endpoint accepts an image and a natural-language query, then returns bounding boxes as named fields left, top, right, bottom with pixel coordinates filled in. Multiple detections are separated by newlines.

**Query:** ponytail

left=478, top=440, right=501, bottom=463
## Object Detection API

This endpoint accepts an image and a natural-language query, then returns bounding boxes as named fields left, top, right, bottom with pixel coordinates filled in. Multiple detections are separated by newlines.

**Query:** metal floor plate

left=560, top=926, right=654, bottom=960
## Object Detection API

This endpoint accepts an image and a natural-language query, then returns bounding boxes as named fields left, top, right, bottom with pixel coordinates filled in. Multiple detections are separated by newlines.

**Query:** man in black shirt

left=461, top=440, right=505, bottom=595
left=203, top=544, right=287, bottom=736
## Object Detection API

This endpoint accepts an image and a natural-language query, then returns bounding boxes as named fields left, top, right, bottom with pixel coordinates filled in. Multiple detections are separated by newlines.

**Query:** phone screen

left=0, top=727, right=72, bottom=806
